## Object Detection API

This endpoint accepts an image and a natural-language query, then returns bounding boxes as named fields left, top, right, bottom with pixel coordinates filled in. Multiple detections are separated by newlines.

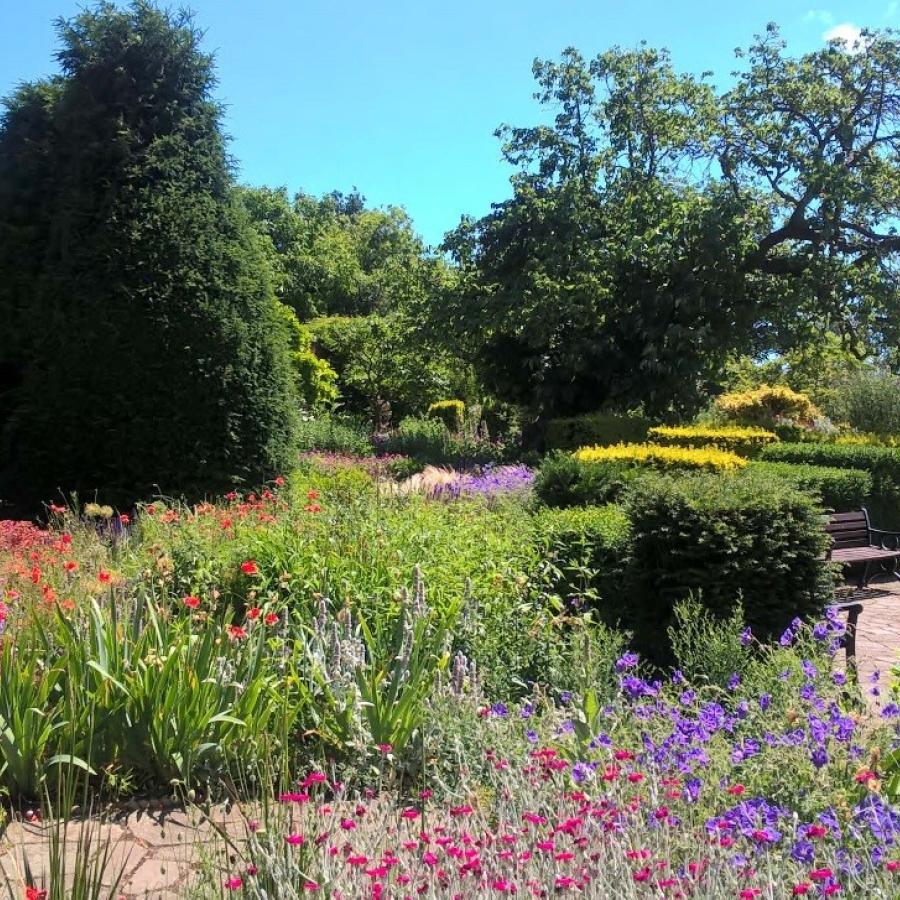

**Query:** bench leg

left=843, top=604, right=860, bottom=671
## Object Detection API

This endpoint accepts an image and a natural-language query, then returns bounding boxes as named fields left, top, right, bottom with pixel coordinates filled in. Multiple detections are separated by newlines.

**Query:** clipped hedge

left=533, top=453, right=640, bottom=508
left=760, top=442, right=900, bottom=526
left=542, top=413, right=652, bottom=452
left=648, top=425, right=777, bottom=458
left=427, top=400, right=465, bottom=433
left=750, top=461, right=872, bottom=513
left=623, top=471, right=834, bottom=663
left=575, top=443, right=747, bottom=472
left=531, top=505, right=631, bottom=617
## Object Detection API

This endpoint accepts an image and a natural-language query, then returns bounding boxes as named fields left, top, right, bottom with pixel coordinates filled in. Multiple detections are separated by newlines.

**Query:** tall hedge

left=760, top=442, right=900, bottom=526
left=0, top=2, right=298, bottom=510
left=623, top=472, right=834, bottom=663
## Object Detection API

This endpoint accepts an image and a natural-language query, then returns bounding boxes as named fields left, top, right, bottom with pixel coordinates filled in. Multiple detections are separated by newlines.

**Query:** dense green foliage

left=623, top=472, right=834, bottom=662
left=750, top=461, right=873, bottom=512
left=826, top=369, right=900, bottom=435
left=760, top=441, right=900, bottom=512
left=532, top=452, right=637, bottom=508
left=531, top=504, right=631, bottom=617
left=0, top=2, right=299, bottom=508
left=540, top=413, right=652, bottom=451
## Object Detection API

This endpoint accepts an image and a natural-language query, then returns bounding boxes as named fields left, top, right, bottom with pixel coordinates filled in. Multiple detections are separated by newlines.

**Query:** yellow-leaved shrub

left=573, top=443, right=747, bottom=472
left=648, top=425, right=778, bottom=457
left=715, top=384, right=819, bottom=425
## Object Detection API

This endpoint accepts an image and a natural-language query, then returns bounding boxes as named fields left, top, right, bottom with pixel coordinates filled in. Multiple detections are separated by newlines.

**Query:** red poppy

left=240, top=560, right=259, bottom=576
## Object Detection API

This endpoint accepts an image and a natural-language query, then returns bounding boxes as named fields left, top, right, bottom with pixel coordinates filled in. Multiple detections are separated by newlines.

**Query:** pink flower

left=377, top=743, right=392, bottom=754
left=810, top=869, right=834, bottom=883
left=401, top=808, right=420, bottom=820
left=285, top=833, right=305, bottom=846
left=223, top=876, right=243, bottom=890
left=792, top=885, right=811, bottom=896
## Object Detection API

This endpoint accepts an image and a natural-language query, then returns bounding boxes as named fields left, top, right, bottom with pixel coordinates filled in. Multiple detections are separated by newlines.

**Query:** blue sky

left=2, top=1, right=897, bottom=246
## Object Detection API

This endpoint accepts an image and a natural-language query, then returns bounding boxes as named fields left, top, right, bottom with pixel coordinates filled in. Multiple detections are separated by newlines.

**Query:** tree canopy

left=437, top=27, right=900, bottom=418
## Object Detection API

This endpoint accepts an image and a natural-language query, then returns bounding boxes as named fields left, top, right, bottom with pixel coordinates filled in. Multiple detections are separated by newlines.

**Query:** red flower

left=307, top=490, right=319, bottom=501
left=26, top=888, right=47, bottom=900
left=118, top=514, right=130, bottom=526
left=223, top=876, right=242, bottom=890
left=97, top=570, right=112, bottom=584
left=810, top=869, right=834, bottom=882
left=304, top=504, right=322, bottom=513
left=63, top=560, right=78, bottom=573
left=227, top=625, right=247, bottom=641
left=264, top=612, right=279, bottom=626
left=183, top=595, right=201, bottom=609
left=274, top=476, right=286, bottom=487
left=792, top=885, right=812, bottom=896
left=727, top=784, right=746, bottom=796
left=240, top=560, right=259, bottom=576
left=246, top=606, right=261, bottom=621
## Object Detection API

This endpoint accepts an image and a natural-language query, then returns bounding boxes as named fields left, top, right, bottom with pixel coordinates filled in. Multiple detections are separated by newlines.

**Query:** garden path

left=845, top=580, right=900, bottom=694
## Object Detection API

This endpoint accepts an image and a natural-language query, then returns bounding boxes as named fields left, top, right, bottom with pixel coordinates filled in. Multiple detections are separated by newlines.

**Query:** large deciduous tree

left=0, top=1, right=299, bottom=510
left=438, top=28, right=900, bottom=418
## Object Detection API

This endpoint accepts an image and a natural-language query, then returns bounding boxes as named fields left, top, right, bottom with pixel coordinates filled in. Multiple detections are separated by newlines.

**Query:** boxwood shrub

left=533, top=453, right=640, bottom=508
left=749, top=461, right=872, bottom=512
left=760, top=441, right=900, bottom=526
left=623, top=471, right=835, bottom=664
left=531, top=505, right=631, bottom=620
left=542, top=413, right=652, bottom=452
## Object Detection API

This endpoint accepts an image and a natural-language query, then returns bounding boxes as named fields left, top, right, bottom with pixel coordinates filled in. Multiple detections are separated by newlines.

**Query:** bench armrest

left=869, top=528, right=900, bottom=550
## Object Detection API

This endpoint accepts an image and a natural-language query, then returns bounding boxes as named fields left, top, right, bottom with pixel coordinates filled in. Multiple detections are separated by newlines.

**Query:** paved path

left=840, top=580, right=900, bottom=699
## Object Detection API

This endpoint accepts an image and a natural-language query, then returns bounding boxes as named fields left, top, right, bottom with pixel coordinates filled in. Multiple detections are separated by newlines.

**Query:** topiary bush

left=648, top=425, right=778, bottom=457
left=541, top=413, right=652, bottom=452
left=532, top=452, right=639, bottom=508
left=760, top=441, right=900, bottom=526
left=0, top=4, right=299, bottom=510
left=530, top=505, right=631, bottom=622
left=623, top=471, right=835, bottom=664
left=749, top=461, right=872, bottom=512
left=427, top=400, right=465, bottom=433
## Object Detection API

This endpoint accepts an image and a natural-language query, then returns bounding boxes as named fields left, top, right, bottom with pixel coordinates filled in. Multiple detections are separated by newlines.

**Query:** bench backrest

left=825, top=510, right=871, bottom=549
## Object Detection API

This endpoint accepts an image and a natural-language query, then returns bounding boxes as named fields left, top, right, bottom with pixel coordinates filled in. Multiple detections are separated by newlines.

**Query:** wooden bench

left=825, top=509, right=900, bottom=588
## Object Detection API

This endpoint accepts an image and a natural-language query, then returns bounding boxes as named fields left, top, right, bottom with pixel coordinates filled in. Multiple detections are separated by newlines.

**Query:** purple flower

left=571, top=761, right=592, bottom=783
left=525, top=729, right=538, bottom=743
left=615, top=652, right=639, bottom=672
left=491, top=702, right=508, bottom=718
left=801, top=660, right=818, bottom=679
left=882, top=703, right=900, bottom=719
left=811, top=747, right=829, bottom=768
left=727, top=672, right=741, bottom=691
left=833, top=672, right=847, bottom=687
left=759, top=693, right=771, bottom=712
left=780, top=629, right=794, bottom=647
left=520, top=701, right=534, bottom=719
left=740, top=627, right=752, bottom=647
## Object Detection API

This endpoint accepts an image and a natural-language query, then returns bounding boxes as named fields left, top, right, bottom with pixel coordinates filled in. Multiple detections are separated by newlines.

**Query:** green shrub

left=379, top=416, right=507, bottom=466
left=530, top=505, right=631, bottom=623
left=760, top=441, right=900, bottom=525
left=542, top=413, right=652, bottom=452
left=749, top=461, right=872, bottom=512
left=827, top=370, right=900, bottom=435
left=623, top=471, right=834, bottom=663
left=296, top=416, right=372, bottom=454
left=427, top=400, right=465, bottom=433
left=533, top=452, right=638, bottom=508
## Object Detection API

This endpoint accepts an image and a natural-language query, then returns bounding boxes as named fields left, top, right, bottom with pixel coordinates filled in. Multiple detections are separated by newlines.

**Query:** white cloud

left=823, top=22, right=865, bottom=51
left=805, top=9, right=835, bottom=25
